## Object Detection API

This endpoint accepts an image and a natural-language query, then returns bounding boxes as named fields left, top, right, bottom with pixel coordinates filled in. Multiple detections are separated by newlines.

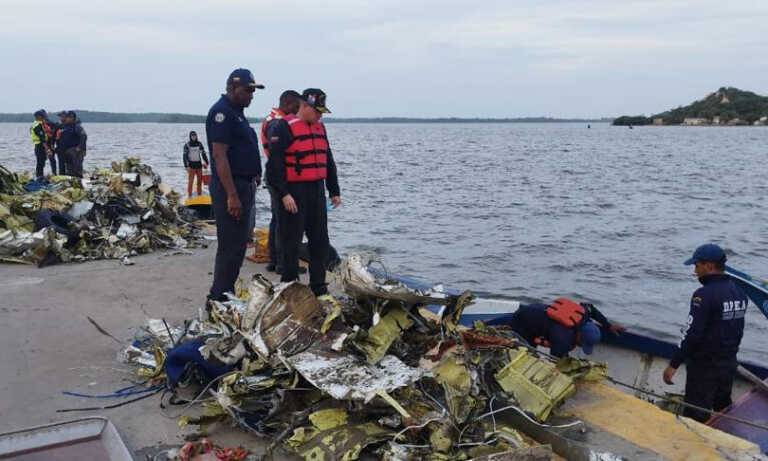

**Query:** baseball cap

left=67, top=111, right=77, bottom=119
left=300, top=88, right=331, bottom=113
left=33, top=110, right=45, bottom=118
left=56, top=110, right=67, bottom=117
left=227, top=68, right=265, bottom=90
left=579, top=322, right=601, bottom=355
left=684, top=243, right=726, bottom=265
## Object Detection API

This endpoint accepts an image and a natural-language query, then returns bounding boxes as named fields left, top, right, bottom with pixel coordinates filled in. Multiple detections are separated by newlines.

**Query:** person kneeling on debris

left=487, top=298, right=625, bottom=357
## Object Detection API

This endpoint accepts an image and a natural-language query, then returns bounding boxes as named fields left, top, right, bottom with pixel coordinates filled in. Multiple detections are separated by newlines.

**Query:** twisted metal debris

left=120, top=254, right=606, bottom=460
left=0, top=158, right=204, bottom=266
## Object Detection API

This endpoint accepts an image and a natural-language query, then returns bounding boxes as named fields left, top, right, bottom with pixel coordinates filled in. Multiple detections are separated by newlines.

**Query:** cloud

left=1, top=0, right=767, bottom=117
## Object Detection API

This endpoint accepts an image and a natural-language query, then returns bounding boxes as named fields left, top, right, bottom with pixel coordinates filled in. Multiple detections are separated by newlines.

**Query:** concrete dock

left=0, top=245, right=298, bottom=459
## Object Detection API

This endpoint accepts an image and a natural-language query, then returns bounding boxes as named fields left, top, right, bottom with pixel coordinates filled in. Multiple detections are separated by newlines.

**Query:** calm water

left=2, top=122, right=768, bottom=362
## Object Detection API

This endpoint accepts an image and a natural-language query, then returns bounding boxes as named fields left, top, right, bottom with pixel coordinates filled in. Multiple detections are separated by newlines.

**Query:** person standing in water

left=183, top=131, right=209, bottom=197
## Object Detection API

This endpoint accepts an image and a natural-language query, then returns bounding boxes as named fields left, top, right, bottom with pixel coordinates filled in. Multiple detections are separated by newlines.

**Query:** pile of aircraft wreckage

left=121, top=254, right=605, bottom=460
left=0, top=159, right=204, bottom=266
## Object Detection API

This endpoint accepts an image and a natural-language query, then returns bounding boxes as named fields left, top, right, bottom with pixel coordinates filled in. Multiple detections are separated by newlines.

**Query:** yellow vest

left=30, top=120, right=43, bottom=145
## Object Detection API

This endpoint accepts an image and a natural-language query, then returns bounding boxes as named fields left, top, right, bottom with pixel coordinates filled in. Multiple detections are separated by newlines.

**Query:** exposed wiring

left=477, top=404, right=583, bottom=429
left=159, top=372, right=236, bottom=419
left=62, top=384, right=162, bottom=399
left=57, top=388, right=162, bottom=412
left=391, top=417, right=443, bottom=444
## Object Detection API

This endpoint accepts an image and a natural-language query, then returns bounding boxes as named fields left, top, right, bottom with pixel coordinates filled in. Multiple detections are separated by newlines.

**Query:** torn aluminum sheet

left=120, top=173, right=138, bottom=183
left=67, top=200, right=93, bottom=219
left=341, top=253, right=450, bottom=306
left=433, top=357, right=477, bottom=424
left=118, top=345, right=157, bottom=368
left=145, top=318, right=183, bottom=348
left=0, top=227, right=66, bottom=264
left=352, top=308, right=413, bottom=365
left=241, top=275, right=274, bottom=331
left=286, top=421, right=392, bottom=461
left=243, top=282, right=325, bottom=358
left=494, top=347, right=575, bottom=422
left=286, top=346, right=428, bottom=401
left=114, top=223, right=135, bottom=240
left=120, top=214, right=141, bottom=225
left=200, top=335, right=248, bottom=366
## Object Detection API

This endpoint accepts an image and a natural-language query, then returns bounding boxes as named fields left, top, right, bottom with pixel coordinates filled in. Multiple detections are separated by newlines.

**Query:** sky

left=2, top=0, right=767, bottom=118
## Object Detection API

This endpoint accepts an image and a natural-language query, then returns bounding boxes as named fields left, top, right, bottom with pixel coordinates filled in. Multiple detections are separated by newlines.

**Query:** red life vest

left=41, top=120, right=55, bottom=142
left=283, top=114, right=328, bottom=183
left=545, top=297, right=586, bottom=328
left=260, top=108, right=286, bottom=158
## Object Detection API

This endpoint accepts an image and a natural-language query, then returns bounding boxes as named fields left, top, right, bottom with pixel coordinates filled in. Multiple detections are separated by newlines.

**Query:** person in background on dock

left=183, top=131, right=209, bottom=197
left=57, top=111, right=87, bottom=178
left=663, top=243, right=746, bottom=422
left=54, top=111, right=68, bottom=175
left=40, top=110, right=58, bottom=171
left=266, top=88, right=340, bottom=297
left=247, top=90, right=302, bottom=269
left=30, top=110, right=55, bottom=178
left=487, top=297, right=626, bottom=358
left=205, top=68, right=264, bottom=306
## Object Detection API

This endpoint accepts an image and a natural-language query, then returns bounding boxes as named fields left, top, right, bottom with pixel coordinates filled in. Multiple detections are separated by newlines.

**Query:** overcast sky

left=2, top=0, right=767, bottom=118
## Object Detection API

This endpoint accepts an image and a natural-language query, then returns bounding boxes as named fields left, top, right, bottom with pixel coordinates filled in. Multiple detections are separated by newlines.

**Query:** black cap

left=300, top=88, right=331, bottom=113
left=33, top=110, right=45, bottom=118
left=56, top=110, right=67, bottom=117
left=227, top=68, right=265, bottom=89
left=67, top=111, right=77, bottom=119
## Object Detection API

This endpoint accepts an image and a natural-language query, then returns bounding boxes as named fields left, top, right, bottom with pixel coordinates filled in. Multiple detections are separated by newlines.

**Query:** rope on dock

left=607, top=376, right=768, bottom=433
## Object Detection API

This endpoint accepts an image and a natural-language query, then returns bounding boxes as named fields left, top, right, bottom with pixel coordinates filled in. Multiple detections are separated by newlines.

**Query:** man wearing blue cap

left=488, top=298, right=623, bottom=358
left=663, top=243, right=747, bottom=422
left=205, top=68, right=265, bottom=305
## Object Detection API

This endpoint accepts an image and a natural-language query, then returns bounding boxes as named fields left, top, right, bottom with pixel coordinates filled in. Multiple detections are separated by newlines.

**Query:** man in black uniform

left=56, top=111, right=87, bottom=178
left=266, top=88, right=341, bottom=296
left=663, top=243, right=747, bottom=422
left=205, top=68, right=264, bottom=303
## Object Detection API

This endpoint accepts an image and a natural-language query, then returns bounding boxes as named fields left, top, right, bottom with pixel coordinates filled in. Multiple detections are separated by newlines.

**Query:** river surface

left=2, top=122, right=767, bottom=362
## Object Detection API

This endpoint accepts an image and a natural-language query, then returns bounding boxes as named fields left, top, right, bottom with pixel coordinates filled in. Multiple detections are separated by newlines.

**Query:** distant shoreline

left=0, top=111, right=610, bottom=124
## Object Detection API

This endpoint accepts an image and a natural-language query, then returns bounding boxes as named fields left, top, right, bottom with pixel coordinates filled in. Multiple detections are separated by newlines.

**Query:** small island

left=614, top=87, right=768, bottom=126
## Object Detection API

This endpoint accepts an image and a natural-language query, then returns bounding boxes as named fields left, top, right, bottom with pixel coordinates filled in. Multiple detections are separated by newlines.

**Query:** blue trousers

left=209, top=175, right=256, bottom=300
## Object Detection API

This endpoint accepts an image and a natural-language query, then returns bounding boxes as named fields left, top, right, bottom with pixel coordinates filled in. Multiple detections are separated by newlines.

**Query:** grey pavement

left=0, top=245, right=299, bottom=459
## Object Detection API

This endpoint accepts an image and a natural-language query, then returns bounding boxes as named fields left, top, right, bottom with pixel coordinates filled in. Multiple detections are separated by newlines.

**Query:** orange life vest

left=260, top=108, right=286, bottom=158
left=283, top=114, right=328, bottom=183
left=545, top=297, right=586, bottom=328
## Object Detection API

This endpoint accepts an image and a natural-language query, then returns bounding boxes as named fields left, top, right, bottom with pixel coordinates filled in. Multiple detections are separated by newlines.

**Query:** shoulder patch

left=214, top=112, right=225, bottom=123
left=692, top=296, right=702, bottom=307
